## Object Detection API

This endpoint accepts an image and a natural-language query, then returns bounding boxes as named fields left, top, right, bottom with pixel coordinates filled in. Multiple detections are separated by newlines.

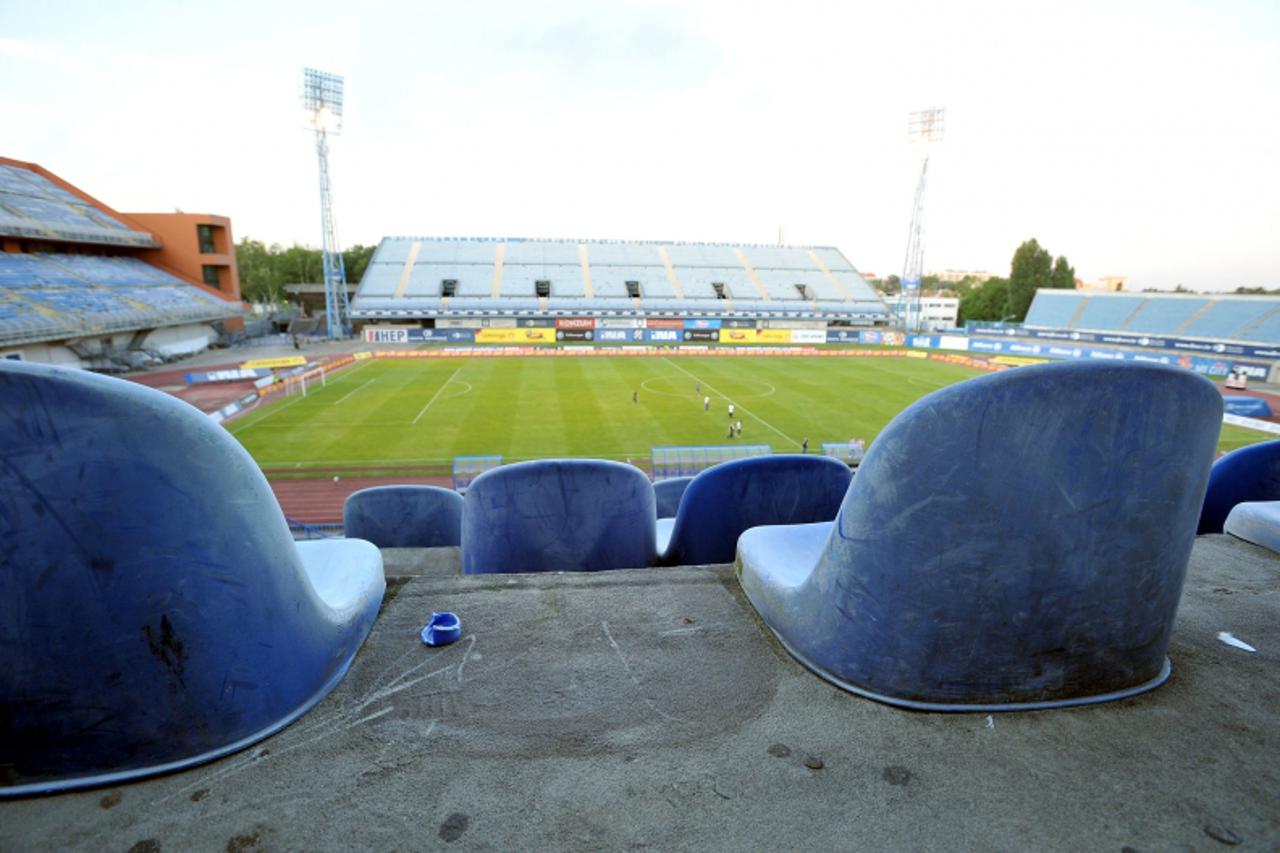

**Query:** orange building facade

left=0, top=156, right=243, bottom=331
left=127, top=212, right=241, bottom=303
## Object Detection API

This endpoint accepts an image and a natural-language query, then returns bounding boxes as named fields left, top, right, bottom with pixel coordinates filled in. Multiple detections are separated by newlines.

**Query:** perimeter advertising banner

left=756, top=328, right=792, bottom=344
left=967, top=337, right=1269, bottom=378
left=365, top=327, right=411, bottom=344
left=647, top=318, right=684, bottom=329
left=826, top=330, right=905, bottom=345
left=597, top=317, right=646, bottom=329
left=475, top=327, right=556, bottom=344
left=967, top=323, right=1280, bottom=361
left=517, top=317, right=555, bottom=327
left=789, top=328, right=828, bottom=344
left=718, top=329, right=759, bottom=344
left=556, top=329, right=594, bottom=341
left=683, top=329, right=719, bottom=342
left=645, top=329, right=682, bottom=342
left=363, top=328, right=474, bottom=343
left=241, top=356, right=307, bottom=369
left=185, top=368, right=271, bottom=384
left=684, top=318, right=722, bottom=330
left=556, top=317, right=595, bottom=330
left=598, top=328, right=648, bottom=342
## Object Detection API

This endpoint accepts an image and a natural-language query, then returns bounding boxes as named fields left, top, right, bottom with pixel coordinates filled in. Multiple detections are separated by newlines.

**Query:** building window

left=202, top=265, right=222, bottom=288
left=197, top=224, right=217, bottom=254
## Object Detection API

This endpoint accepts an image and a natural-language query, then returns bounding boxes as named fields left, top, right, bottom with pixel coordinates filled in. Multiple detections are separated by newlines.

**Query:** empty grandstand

left=0, top=158, right=244, bottom=369
left=350, top=237, right=887, bottom=322
left=960, top=288, right=1280, bottom=385
left=1023, top=289, right=1280, bottom=345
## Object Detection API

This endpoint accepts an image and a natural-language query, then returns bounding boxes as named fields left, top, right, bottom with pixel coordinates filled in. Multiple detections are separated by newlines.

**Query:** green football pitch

left=227, top=354, right=1268, bottom=472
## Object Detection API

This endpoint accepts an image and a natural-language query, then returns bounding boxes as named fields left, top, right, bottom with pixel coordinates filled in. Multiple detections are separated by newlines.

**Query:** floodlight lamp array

left=302, top=68, right=344, bottom=118
left=907, top=107, right=946, bottom=144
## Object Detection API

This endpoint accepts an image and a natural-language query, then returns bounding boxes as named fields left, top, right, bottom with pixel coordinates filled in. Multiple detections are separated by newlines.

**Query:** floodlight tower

left=898, top=107, right=945, bottom=335
left=302, top=67, right=350, bottom=339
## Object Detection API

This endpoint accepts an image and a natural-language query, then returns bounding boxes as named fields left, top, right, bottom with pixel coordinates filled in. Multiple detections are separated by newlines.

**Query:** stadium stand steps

left=0, top=252, right=240, bottom=349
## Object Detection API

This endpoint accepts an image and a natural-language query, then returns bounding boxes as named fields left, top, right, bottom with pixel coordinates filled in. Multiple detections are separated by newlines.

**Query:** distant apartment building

left=1076, top=275, right=1127, bottom=292
left=891, top=293, right=960, bottom=331
left=935, top=269, right=998, bottom=283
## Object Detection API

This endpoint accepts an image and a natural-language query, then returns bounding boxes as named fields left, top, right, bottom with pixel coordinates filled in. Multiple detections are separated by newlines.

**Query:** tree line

left=873, top=239, right=1075, bottom=325
left=234, top=239, right=376, bottom=305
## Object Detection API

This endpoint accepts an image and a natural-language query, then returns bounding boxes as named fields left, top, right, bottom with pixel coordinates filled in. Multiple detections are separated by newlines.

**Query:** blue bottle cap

left=420, top=611, right=462, bottom=646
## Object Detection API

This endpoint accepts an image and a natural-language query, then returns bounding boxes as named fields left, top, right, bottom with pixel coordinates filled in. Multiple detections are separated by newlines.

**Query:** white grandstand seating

left=1022, top=290, right=1280, bottom=344
left=352, top=237, right=889, bottom=321
left=1125, top=298, right=1207, bottom=334
left=1072, top=296, right=1144, bottom=330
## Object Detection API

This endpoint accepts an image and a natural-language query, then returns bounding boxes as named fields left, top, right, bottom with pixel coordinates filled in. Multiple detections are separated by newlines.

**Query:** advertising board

left=474, top=328, right=555, bottom=344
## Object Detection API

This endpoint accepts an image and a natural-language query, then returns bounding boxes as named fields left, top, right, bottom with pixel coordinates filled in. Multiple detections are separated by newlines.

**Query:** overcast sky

left=2, top=0, right=1277, bottom=291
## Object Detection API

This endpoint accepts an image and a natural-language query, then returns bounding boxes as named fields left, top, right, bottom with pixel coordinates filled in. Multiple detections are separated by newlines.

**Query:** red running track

left=269, top=475, right=454, bottom=525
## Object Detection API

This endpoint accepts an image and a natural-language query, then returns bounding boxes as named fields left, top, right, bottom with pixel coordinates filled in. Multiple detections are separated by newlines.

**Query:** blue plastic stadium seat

left=738, top=361, right=1222, bottom=711
left=461, top=459, right=656, bottom=574
left=1198, top=439, right=1280, bottom=534
left=653, top=476, right=693, bottom=519
left=1223, top=501, right=1280, bottom=554
left=0, top=362, right=385, bottom=797
left=657, top=455, right=852, bottom=566
left=343, top=485, right=464, bottom=547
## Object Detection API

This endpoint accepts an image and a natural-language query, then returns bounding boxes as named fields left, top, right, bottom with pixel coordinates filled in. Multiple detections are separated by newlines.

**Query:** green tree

left=958, top=276, right=1009, bottom=324
left=343, top=244, right=375, bottom=283
left=236, top=238, right=376, bottom=305
left=1005, top=239, right=1054, bottom=321
left=1050, top=256, right=1075, bottom=289
left=235, top=238, right=287, bottom=305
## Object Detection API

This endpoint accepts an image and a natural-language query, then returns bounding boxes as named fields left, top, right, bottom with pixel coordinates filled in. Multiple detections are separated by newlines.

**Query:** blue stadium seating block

left=1224, top=501, right=1280, bottom=554
left=0, top=362, right=385, bottom=796
left=1198, top=439, right=1280, bottom=534
left=462, top=459, right=656, bottom=574
left=658, top=455, right=852, bottom=566
left=653, top=476, right=693, bottom=519
left=738, top=361, right=1223, bottom=711
left=344, top=485, right=464, bottom=547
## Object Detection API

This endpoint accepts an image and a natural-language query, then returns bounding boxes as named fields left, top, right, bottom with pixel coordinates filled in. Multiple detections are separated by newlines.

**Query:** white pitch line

left=661, top=357, right=802, bottom=449
left=411, top=367, right=463, bottom=425
left=333, top=378, right=375, bottom=405
left=227, top=392, right=307, bottom=434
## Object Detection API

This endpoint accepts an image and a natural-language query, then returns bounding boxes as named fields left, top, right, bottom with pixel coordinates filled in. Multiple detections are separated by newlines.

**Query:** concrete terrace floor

left=2, top=536, right=1277, bottom=851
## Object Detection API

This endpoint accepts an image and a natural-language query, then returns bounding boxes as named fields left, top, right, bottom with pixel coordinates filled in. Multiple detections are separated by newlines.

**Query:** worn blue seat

left=738, top=361, right=1222, bottom=711
left=344, top=485, right=464, bottom=547
left=462, top=459, right=656, bottom=574
left=653, top=476, right=693, bottom=519
left=0, top=361, right=385, bottom=797
left=1198, top=439, right=1280, bottom=534
left=657, top=455, right=852, bottom=566
left=1223, top=501, right=1280, bottom=554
